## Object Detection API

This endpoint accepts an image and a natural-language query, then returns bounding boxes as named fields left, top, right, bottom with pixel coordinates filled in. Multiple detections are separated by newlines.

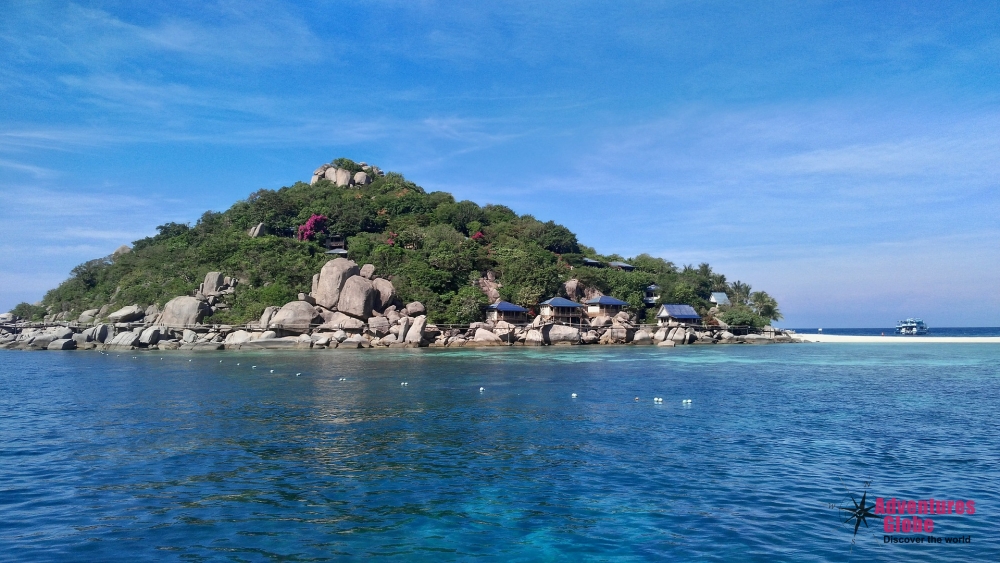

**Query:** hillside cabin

left=325, top=234, right=349, bottom=256
left=582, top=258, right=603, bottom=268
left=656, top=304, right=702, bottom=326
left=644, top=284, right=660, bottom=306
left=486, top=300, right=529, bottom=323
left=539, top=297, right=584, bottom=324
left=585, top=295, right=629, bottom=318
left=710, top=292, right=731, bottom=306
left=608, top=261, right=635, bottom=272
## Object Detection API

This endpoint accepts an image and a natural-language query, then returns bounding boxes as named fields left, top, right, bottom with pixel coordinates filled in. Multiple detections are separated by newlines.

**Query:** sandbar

left=796, top=334, right=1000, bottom=343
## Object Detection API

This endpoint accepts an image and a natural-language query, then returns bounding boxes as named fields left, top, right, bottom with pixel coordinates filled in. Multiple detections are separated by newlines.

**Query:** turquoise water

left=1, top=345, right=998, bottom=561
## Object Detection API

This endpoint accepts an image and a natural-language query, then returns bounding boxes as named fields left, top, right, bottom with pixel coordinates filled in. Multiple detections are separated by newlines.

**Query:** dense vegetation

left=12, top=159, right=781, bottom=326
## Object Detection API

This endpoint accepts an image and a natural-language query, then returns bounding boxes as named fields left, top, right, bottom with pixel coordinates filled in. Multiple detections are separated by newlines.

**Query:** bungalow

left=710, top=292, right=731, bottom=306
left=325, top=234, right=349, bottom=256
left=608, top=261, right=635, bottom=272
left=656, top=304, right=701, bottom=326
left=582, top=258, right=603, bottom=268
left=585, top=295, right=629, bottom=318
left=486, top=300, right=529, bottom=323
left=644, top=284, right=660, bottom=306
left=539, top=297, right=585, bottom=324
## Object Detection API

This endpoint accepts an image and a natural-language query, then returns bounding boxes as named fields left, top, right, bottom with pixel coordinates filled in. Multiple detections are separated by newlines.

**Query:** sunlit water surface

left=1, top=344, right=998, bottom=561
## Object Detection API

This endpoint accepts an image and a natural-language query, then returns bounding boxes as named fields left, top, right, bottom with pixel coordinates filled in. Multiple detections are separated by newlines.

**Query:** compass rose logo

left=832, top=479, right=883, bottom=550
left=840, top=489, right=878, bottom=537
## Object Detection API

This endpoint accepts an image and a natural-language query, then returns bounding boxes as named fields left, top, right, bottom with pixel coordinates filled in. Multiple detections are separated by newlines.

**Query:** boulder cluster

left=309, top=162, right=383, bottom=187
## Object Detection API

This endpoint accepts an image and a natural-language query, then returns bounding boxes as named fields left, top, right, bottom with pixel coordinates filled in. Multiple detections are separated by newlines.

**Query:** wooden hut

left=656, top=304, right=701, bottom=326
left=584, top=295, right=629, bottom=318
left=486, top=301, right=529, bottom=323
left=539, top=297, right=584, bottom=324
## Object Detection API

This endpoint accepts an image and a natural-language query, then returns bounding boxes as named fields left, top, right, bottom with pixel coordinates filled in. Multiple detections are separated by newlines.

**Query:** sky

left=1, top=0, right=998, bottom=327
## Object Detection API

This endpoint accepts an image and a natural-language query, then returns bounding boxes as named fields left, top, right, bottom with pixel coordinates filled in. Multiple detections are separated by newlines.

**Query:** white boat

left=895, top=318, right=929, bottom=335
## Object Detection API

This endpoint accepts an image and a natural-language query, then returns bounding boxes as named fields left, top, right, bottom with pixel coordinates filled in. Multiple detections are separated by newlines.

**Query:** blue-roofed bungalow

left=486, top=300, right=529, bottom=323
left=656, top=304, right=702, bottom=326
left=585, top=295, right=629, bottom=318
left=607, top=261, right=635, bottom=272
left=539, top=297, right=584, bottom=324
left=710, top=292, right=731, bottom=306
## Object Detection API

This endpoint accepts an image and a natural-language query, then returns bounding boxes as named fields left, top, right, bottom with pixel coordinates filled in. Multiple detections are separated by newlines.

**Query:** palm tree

left=728, top=281, right=753, bottom=306
left=749, top=291, right=782, bottom=322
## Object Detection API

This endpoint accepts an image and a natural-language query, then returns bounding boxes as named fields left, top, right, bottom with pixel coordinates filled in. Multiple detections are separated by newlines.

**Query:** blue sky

left=2, top=1, right=998, bottom=327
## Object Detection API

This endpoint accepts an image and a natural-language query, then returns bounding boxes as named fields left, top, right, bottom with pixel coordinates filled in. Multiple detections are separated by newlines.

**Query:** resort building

left=486, top=301, right=529, bottom=323
left=539, top=297, right=585, bottom=324
left=585, top=296, right=629, bottom=318
left=644, top=284, right=660, bottom=306
left=656, top=304, right=702, bottom=326
left=607, top=261, right=635, bottom=272
left=710, top=292, right=731, bottom=306
left=325, top=234, right=349, bottom=256
left=582, top=258, right=603, bottom=268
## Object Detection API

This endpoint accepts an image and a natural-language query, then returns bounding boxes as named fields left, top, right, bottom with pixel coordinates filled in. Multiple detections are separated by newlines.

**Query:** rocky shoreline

left=1, top=257, right=801, bottom=352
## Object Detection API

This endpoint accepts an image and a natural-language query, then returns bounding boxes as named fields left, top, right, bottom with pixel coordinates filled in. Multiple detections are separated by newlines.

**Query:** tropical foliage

left=18, top=158, right=779, bottom=326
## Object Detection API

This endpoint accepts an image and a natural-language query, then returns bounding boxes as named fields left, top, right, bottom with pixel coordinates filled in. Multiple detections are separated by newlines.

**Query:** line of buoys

left=682, top=399, right=692, bottom=405
left=653, top=397, right=663, bottom=403
left=400, top=381, right=408, bottom=386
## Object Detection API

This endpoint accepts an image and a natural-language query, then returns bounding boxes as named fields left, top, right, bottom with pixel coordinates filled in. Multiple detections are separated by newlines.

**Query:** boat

left=895, top=318, right=929, bottom=335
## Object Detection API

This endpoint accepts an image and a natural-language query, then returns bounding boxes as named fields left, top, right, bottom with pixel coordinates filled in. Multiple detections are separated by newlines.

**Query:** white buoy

left=296, top=373, right=301, bottom=376
left=571, top=393, right=577, bottom=398
left=252, top=365, right=256, bottom=369
left=479, top=387, right=484, bottom=393
left=270, top=369, right=274, bottom=373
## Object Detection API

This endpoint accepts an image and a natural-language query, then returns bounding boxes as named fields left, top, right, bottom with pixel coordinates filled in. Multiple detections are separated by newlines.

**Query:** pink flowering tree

left=297, top=214, right=328, bottom=241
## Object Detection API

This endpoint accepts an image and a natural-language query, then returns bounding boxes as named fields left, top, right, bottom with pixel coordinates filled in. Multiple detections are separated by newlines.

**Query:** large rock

left=545, top=325, right=580, bottom=345
left=353, top=171, right=370, bottom=185
left=404, top=315, right=427, bottom=344
left=359, top=264, right=375, bottom=279
left=631, top=330, right=653, bottom=345
left=108, top=305, right=145, bottom=323
left=589, top=315, right=611, bottom=328
left=247, top=222, right=268, bottom=237
left=653, top=328, right=669, bottom=343
left=139, top=327, right=162, bottom=346
left=335, top=168, right=352, bottom=187
left=397, top=317, right=411, bottom=342
left=404, top=301, right=425, bottom=316
left=224, top=330, right=252, bottom=346
left=372, top=278, right=396, bottom=311
left=47, top=338, right=77, bottom=350
left=524, top=329, right=545, bottom=346
left=313, top=258, right=360, bottom=309
left=78, top=309, right=99, bottom=323
left=268, top=301, right=319, bottom=334
left=368, top=316, right=390, bottom=336
left=159, top=296, right=210, bottom=327
left=50, top=326, right=74, bottom=340
left=337, top=276, right=374, bottom=319
left=473, top=328, right=503, bottom=346
left=259, top=306, right=279, bottom=328
left=324, top=167, right=339, bottom=182
left=105, top=331, right=141, bottom=350
left=87, top=324, right=111, bottom=343
left=319, top=312, right=365, bottom=331
left=202, top=272, right=225, bottom=296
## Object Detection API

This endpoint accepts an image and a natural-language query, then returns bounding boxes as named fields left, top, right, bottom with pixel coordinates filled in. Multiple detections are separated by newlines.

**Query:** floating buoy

left=479, top=387, right=485, bottom=393
left=634, top=397, right=639, bottom=402
left=296, top=373, right=301, bottom=376
left=571, top=393, right=577, bottom=398
left=270, top=369, right=274, bottom=373
left=252, top=366, right=256, bottom=369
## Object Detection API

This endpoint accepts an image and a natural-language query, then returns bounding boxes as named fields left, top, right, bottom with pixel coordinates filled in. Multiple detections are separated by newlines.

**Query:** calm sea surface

left=2, top=345, right=998, bottom=562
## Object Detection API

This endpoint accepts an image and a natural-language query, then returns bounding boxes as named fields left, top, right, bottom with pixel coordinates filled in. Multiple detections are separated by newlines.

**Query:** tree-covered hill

left=12, top=159, right=781, bottom=326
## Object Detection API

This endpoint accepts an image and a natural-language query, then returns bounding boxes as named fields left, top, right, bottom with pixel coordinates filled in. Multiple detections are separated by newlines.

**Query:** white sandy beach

left=796, top=334, right=1000, bottom=343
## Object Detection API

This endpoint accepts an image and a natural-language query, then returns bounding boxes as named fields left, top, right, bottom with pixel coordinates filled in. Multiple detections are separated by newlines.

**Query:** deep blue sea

left=2, top=345, right=999, bottom=562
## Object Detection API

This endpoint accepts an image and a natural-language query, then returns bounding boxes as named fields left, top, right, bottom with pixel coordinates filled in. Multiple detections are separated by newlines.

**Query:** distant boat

left=895, top=318, right=929, bottom=335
